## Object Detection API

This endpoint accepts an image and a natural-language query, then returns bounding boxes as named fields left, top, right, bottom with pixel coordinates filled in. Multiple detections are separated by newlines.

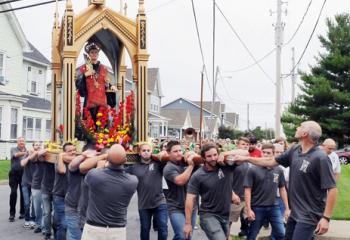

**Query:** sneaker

left=43, top=234, right=51, bottom=240
left=34, top=227, right=42, bottom=233
left=29, top=221, right=36, bottom=229
left=19, top=214, right=25, bottom=219
left=238, top=231, right=246, bottom=237
left=194, top=225, right=199, bottom=230
left=8, top=215, right=15, bottom=222
left=23, top=221, right=31, bottom=228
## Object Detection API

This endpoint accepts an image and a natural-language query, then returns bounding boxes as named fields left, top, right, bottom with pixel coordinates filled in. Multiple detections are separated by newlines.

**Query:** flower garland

left=75, top=90, right=135, bottom=150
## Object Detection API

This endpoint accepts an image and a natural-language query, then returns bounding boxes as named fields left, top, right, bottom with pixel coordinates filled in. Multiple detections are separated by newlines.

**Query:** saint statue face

left=88, top=49, right=99, bottom=63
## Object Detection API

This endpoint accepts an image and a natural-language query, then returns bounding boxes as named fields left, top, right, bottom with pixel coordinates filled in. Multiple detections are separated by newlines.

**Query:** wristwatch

left=322, top=215, right=330, bottom=222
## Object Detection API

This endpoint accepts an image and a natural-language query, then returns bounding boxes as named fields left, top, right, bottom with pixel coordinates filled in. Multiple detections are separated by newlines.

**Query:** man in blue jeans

left=20, top=148, right=35, bottom=229
left=244, top=143, right=290, bottom=240
left=41, top=157, right=56, bottom=240
left=127, top=142, right=168, bottom=240
left=184, top=143, right=244, bottom=240
left=65, top=145, right=97, bottom=240
left=31, top=142, right=46, bottom=234
left=235, top=121, right=338, bottom=239
left=163, top=140, right=196, bottom=240
left=53, top=142, right=77, bottom=240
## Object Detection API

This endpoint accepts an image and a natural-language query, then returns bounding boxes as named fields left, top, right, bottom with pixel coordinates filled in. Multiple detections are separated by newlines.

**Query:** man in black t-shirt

left=127, top=142, right=168, bottom=240
left=8, top=137, right=26, bottom=222
left=184, top=143, right=237, bottom=240
left=244, top=144, right=289, bottom=240
left=234, top=121, right=337, bottom=240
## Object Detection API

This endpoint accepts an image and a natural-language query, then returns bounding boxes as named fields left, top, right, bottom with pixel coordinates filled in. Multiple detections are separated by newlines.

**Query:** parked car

left=335, top=146, right=350, bottom=165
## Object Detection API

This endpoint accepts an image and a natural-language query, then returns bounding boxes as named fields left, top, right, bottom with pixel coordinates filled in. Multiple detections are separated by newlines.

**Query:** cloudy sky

left=10, top=0, right=350, bottom=131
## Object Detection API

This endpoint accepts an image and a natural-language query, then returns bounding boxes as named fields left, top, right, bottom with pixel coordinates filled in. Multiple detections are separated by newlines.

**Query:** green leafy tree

left=218, top=126, right=244, bottom=140
left=281, top=14, right=350, bottom=147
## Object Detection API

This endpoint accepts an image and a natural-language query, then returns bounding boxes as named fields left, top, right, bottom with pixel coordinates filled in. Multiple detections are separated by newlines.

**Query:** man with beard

left=234, top=121, right=337, bottom=239
left=183, top=143, right=245, bottom=240
left=127, top=142, right=168, bottom=240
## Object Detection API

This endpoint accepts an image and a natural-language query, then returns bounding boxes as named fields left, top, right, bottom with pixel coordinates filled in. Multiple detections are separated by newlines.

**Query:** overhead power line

left=0, top=0, right=25, bottom=5
left=283, top=0, right=327, bottom=79
left=222, top=0, right=313, bottom=74
left=215, top=2, right=275, bottom=86
left=284, top=0, right=313, bottom=46
left=147, top=0, right=178, bottom=13
left=0, top=0, right=64, bottom=14
left=190, top=0, right=212, bottom=93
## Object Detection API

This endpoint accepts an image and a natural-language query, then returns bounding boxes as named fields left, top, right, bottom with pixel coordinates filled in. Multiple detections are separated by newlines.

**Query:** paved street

left=0, top=184, right=206, bottom=240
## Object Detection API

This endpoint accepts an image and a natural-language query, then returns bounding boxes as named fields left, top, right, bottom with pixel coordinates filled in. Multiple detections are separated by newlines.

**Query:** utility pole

left=211, top=0, right=216, bottom=138
left=247, top=103, right=250, bottom=131
left=274, top=0, right=284, bottom=138
left=199, top=66, right=204, bottom=145
left=291, top=47, right=296, bottom=102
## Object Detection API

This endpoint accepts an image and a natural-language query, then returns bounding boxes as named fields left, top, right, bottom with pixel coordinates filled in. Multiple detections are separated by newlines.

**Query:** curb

left=0, top=180, right=8, bottom=185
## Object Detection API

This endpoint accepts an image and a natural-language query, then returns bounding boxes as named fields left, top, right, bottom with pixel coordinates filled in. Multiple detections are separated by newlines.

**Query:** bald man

left=81, top=144, right=138, bottom=240
left=234, top=121, right=337, bottom=240
left=321, top=138, right=341, bottom=182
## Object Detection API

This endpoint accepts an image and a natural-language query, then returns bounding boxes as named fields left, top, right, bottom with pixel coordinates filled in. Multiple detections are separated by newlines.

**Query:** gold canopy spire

left=138, top=0, right=145, bottom=14
left=66, top=0, right=72, bottom=10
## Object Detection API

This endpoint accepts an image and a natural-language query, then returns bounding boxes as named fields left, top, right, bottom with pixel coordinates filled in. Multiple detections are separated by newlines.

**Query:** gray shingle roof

left=126, top=68, right=158, bottom=92
left=22, top=95, right=51, bottom=110
left=160, top=109, right=189, bottom=128
left=192, top=101, right=222, bottom=116
left=23, top=42, right=50, bottom=65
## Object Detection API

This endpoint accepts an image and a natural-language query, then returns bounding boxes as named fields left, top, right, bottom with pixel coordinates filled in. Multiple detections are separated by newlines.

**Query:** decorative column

left=51, top=0, right=61, bottom=142
left=62, top=0, right=76, bottom=142
left=135, top=0, right=149, bottom=142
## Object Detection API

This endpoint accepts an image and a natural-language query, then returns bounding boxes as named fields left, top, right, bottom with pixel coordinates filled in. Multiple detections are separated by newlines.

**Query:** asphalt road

left=0, top=184, right=207, bottom=240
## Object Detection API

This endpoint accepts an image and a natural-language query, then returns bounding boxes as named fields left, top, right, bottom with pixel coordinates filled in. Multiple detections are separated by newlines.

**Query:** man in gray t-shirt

left=8, top=137, right=27, bottom=221
left=127, top=142, right=168, bottom=240
left=184, top=143, right=237, bottom=240
left=234, top=121, right=337, bottom=240
left=162, top=140, right=196, bottom=240
left=81, top=144, right=138, bottom=240
left=244, top=144, right=289, bottom=240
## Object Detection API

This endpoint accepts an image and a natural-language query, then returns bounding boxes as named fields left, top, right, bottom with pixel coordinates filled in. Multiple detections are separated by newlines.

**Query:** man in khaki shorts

left=228, top=137, right=251, bottom=238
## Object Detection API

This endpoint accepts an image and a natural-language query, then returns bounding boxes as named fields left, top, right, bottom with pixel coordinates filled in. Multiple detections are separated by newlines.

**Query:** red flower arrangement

left=56, top=124, right=64, bottom=143
left=75, top=90, right=135, bottom=151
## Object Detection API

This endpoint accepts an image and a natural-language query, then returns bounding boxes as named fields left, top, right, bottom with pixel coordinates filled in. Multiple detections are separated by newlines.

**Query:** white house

left=0, top=2, right=51, bottom=159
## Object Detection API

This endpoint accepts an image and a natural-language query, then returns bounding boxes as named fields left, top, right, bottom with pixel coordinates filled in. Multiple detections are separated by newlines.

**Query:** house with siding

left=161, top=98, right=239, bottom=139
left=0, top=2, right=51, bottom=159
left=127, top=68, right=169, bottom=139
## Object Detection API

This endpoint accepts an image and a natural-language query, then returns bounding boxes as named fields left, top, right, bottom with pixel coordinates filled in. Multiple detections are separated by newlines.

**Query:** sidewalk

left=230, top=220, right=350, bottom=240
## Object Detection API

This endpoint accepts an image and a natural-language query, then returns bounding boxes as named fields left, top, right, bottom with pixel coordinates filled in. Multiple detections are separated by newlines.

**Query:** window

left=23, top=117, right=42, bottom=140
left=45, top=119, right=51, bottom=140
left=0, top=107, right=2, bottom=139
left=0, top=53, right=4, bottom=78
left=27, top=66, right=39, bottom=94
left=35, top=119, right=41, bottom=139
left=11, top=108, right=18, bottom=139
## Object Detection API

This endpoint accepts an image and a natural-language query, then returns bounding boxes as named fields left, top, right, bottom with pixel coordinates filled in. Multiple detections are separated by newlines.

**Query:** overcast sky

left=10, top=0, right=350, bottom=131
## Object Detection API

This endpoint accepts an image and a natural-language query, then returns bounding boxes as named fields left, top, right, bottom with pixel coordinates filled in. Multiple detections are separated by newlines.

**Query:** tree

left=218, top=126, right=244, bottom=140
left=281, top=14, right=350, bottom=147
left=246, top=126, right=275, bottom=141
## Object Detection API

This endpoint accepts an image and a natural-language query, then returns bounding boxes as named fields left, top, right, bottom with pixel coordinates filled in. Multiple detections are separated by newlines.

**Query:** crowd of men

left=8, top=120, right=340, bottom=240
